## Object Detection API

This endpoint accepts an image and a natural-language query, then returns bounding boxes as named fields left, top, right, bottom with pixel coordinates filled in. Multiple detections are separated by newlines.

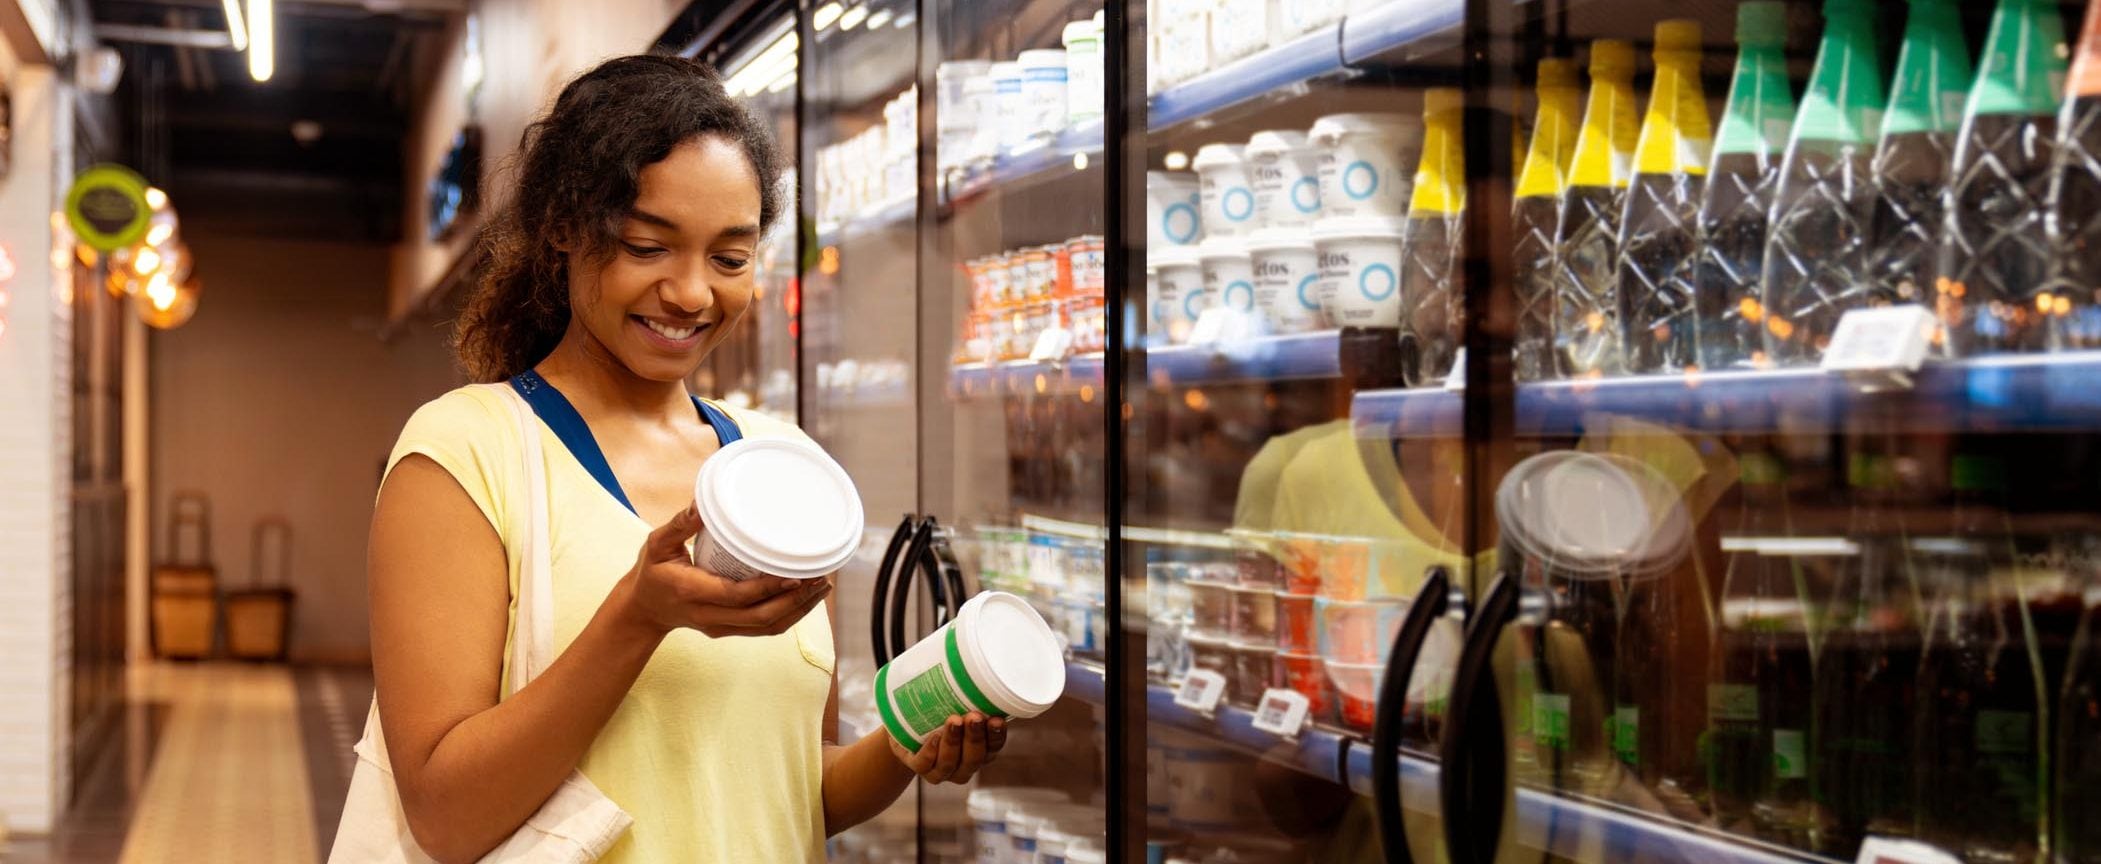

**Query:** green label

left=1708, top=684, right=1759, bottom=722
left=893, top=663, right=971, bottom=737
left=1612, top=706, right=1640, bottom=766
left=1773, top=728, right=1807, bottom=779
left=64, top=164, right=153, bottom=252
left=1534, top=693, right=1572, bottom=751
left=1976, top=709, right=2034, bottom=755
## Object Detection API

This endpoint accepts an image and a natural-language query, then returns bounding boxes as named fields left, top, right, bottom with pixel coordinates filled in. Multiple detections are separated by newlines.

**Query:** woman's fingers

left=953, top=713, right=989, bottom=783
left=985, top=716, right=1007, bottom=756
left=927, top=718, right=965, bottom=782
left=701, top=581, right=831, bottom=636
left=642, top=504, right=705, bottom=562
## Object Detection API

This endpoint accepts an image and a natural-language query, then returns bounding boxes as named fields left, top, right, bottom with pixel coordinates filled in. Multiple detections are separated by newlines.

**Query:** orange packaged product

left=1020, top=247, right=1056, bottom=303
left=1067, top=235, right=1106, bottom=299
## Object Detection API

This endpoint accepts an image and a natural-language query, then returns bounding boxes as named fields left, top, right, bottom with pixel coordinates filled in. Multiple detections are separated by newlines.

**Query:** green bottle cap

left=1715, top=3, right=1799, bottom=157
left=1790, top=0, right=1886, bottom=146
left=1968, top=0, right=2070, bottom=117
left=1738, top=2, right=1787, bottom=48
left=1951, top=455, right=2007, bottom=492
left=1883, top=0, right=1975, bottom=136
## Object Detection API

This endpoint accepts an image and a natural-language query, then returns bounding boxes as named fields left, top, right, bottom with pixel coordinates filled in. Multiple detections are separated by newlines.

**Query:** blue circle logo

left=1343, top=161, right=1379, bottom=200
left=1291, top=177, right=1321, bottom=213
left=1359, top=264, right=1398, bottom=302
left=1297, top=273, right=1322, bottom=310
left=1226, top=281, right=1255, bottom=312
left=1153, top=300, right=1169, bottom=327
left=1184, top=288, right=1210, bottom=319
left=1223, top=188, right=1255, bottom=222
left=1163, top=202, right=1199, bottom=244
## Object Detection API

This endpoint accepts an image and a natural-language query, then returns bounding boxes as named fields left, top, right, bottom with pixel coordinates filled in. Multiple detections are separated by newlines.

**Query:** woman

left=367, top=55, right=1002, bottom=864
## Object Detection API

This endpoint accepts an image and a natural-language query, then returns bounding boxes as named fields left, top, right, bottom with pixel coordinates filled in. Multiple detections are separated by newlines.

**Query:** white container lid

left=991, top=61, right=1022, bottom=80
left=693, top=438, right=864, bottom=579
left=1147, top=169, right=1199, bottom=189
left=966, top=788, right=1007, bottom=822
left=1067, top=845, right=1107, bottom=864
left=1150, top=246, right=1203, bottom=269
left=1192, top=143, right=1247, bottom=171
left=1019, top=49, right=1069, bottom=68
left=1247, top=227, right=1315, bottom=253
left=1006, top=808, right=1050, bottom=837
left=1197, top=236, right=1251, bottom=263
left=1311, top=216, right=1408, bottom=242
left=1246, top=130, right=1312, bottom=158
left=1497, top=451, right=1679, bottom=576
left=1063, top=19, right=1100, bottom=47
left=1309, top=112, right=1421, bottom=144
left=960, top=592, right=1067, bottom=715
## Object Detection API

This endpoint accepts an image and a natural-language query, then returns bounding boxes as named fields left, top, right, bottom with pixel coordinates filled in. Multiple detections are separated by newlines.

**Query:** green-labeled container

left=875, top=591, right=1067, bottom=751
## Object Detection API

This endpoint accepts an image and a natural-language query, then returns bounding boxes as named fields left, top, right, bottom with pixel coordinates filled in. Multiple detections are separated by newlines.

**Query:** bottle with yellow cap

left=2048, top=0, right=2101, bottom=351
left=1615, top=19, right=1712, bottom=375
left=1943, top=0, right=2070, bottom=356
left=1695, top=1, right=1796, bottom=370
left=1514, top=59, right=1583, bottom=383
left=1552, top=39, right=1641, bottom=377
left=1760, top=0, right=1889, bottom=367
left=1397, top=87, right=1466, bottom=387
left=1866, top=0, right=1973, bottom=355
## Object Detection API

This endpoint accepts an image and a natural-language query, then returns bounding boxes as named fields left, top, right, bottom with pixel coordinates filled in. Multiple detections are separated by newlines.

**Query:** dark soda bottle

left=1694, top=2, right=1793, bottom=371
left=1865, top=0, right=1973, bottom=349
left=1615, top=20, right=1710, bottom=375
left=1552, top=40, right=1640, bottom=378
left=1514, top=60, right=1583, bottom=383
left=2057, top=544, right=2101, bottom=862
left=2046, top=0, right=2101, bottom=351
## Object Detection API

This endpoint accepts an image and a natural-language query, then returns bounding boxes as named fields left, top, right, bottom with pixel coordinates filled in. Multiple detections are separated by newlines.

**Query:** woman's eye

left=623, top=243, right=667, bottom=259
left=714, top=255, right=751, bottom=270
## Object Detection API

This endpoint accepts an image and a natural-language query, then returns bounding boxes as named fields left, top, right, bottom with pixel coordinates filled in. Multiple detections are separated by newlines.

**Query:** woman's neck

left=534, top=324, right=691, bottom=421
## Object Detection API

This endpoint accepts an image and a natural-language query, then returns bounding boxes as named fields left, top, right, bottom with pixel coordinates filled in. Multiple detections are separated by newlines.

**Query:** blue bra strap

left=508, top=370, right=744, bottom=517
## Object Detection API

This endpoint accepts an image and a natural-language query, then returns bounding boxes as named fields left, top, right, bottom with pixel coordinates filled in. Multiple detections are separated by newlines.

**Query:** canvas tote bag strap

left=496, top=383, right=557, bottom=692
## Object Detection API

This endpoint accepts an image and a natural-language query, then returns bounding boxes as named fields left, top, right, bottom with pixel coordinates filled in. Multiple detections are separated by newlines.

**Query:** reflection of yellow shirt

left=386, top=386, right=835, bottom=864
left=1259, top=420, right=1477, bottom=597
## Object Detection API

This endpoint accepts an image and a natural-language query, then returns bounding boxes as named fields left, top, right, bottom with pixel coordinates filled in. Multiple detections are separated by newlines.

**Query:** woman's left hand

left=888, top=712, right=1008, bottom=785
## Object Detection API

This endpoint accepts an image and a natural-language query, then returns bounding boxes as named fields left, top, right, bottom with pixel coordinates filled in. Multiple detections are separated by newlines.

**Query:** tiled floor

left=1, top=663, right=372, bottom=864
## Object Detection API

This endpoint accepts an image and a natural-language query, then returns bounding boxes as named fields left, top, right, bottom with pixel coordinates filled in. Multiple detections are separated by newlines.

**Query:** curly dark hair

left=455, top=54, right=786, bottom=382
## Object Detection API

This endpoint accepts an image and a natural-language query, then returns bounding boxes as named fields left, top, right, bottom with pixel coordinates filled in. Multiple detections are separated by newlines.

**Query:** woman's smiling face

left=568, top=135, right=764, bottom=383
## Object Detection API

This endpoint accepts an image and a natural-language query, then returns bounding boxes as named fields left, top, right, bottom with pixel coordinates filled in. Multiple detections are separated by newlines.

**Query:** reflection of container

left=1278, top=650, right=1335, bottom=721
left=1321, top=539, right=1373, bottom=601
left=1310, top=113, right=1423, bottom=218
left=1327, top=659, right=1385, bottom=731
left=1067, top=235, right=1106, bottom=298
left=1281, top=536, right=1324, bottom=594
left=1152, top=247, right=1208, bottom=342
left=1313, top=217, right=1409, bottom=329
left=1188, top=576, right=1234, bottom=638
left=1144, top=262, right=1164, bottom=340
left=691, top=439, right=864, bottom=581
left=1187, top=634, right=1234, bottom=678
left=1246, top=130, right=1323, bottom=228
left=1234, top=547, right=1280, bottom=587
left=1229, top=640, right=1278, bottom=705
left=1230, top=584, right=1277, bottom=642
left=1277, top=592, right=1318, bottom=653
left=1248, top=228, right=1323, bottom=334
left=1147, top=171, right=1203, bottom=248
left=874, top=592, right=1068, bottom=752
left=1321, top=598, right=1405, bottom=663
left=1194, top=144, right=1257, bottom=237
left=1198, top=236, right=1258, bottom=317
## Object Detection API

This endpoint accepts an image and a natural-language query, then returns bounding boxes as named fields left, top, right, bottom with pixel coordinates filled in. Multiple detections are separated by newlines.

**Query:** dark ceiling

left=90, top=0, right=454, bottom=242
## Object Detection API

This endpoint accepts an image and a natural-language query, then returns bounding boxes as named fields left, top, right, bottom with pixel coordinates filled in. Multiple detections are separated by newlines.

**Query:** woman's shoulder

left=400, top=384, right=519, bottom=446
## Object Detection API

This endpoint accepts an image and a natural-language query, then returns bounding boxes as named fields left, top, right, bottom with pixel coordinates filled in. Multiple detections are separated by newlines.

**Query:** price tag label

left=1173, top=669, right=1227, bottom=714
left=1444, top=348, right=1467, bottom=392
left=1251, top=688, right=1311, bottom=738
left=1855, top=837, right=1963, bottom=864
left=1821, top=304, right=1937, bottom=377
left=1029, top=326, right=1075, bottom=363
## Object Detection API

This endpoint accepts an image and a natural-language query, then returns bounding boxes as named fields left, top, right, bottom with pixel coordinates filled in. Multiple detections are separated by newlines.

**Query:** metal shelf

left=946, top=120, right=1106, bottom=205
left=1140, top=331, right=1345, bottom=387
left=815, top=195, right=916, bottom=247
left=1339, top=0, right=1464, bottom=66
left=1149, top=23, right=1345, bottom=130
left=949, top=353, right=1107, bottom=397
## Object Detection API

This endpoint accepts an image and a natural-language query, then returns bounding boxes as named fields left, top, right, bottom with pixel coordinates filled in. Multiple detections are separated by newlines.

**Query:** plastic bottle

left=2047, top=0, right=2101, bottom=351
left=2057, top=535, right=2101, bottom=863
left=1514, top=59, right=1583, bottom=382
left=1551, top=40, right=1640, bottom=378
left=1866, top=0, right=1973, bottom=354
left=1942, top=0, right=2071, bottom=356
left=1397, top=87, right=1467, bottom=387
left=1760, top=0, right=1887, bottom=367
left=1615, top=20, right=1711, bottom=375
left=1694, top=2, right=1794, bottom=371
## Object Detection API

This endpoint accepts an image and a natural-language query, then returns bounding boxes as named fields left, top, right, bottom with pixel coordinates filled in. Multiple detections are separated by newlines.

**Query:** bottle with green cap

left=1706, top=452, right=1816, bottom=838
left=1616, top=19, right=1712, bottom=375
left=1552, top=39, right=1641, bottom=377
left=1943, top=0, right=2070, bottom=356
left=1913, top=454, right=2045, bottom=863
left=1515, top=59, right=1583, bottom=382
left=1760, top=0, right=1888, bottom=368
left=1694, top=1, right=1795, bottom=371
left=1865, top=0, right=1973, bottom=350
left=2046, top=0, right=2101, bottom=352
left=1398, top=87, right=1467, bottom=387
left=1811, top=452, right=1923, bottom=858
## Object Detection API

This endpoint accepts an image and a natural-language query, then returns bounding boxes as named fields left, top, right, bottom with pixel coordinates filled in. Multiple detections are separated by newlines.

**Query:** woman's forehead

left=632, top=137, right=761, bottom=228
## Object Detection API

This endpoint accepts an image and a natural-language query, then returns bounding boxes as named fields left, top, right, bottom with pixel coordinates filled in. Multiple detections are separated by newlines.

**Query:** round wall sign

left=66, top=164, right=151, bottom=252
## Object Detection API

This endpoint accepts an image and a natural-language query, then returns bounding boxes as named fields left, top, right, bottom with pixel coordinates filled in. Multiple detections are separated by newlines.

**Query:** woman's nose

left=661, top=267, right=716, bottom=315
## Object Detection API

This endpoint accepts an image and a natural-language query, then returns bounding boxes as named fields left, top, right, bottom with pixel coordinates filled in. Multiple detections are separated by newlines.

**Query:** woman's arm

left=818, top=670, right=1007, bottom=836
left=370, top=456, right=828, bottom=863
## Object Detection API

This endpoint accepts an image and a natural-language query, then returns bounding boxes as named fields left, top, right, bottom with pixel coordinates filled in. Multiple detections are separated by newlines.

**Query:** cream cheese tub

left=1246, top=130, right=1323, bottom=228
left=1146, top=170, right=1202, bottom=248
left=1309, top=112, right=1422, bottom=218
left=1249, top=227, right=1323, bottom=334
left=1198, top=236, right=1258, bottom=318
left=690, top=438, right=863, bottom=581
left=1193, top=143, right=1256, bottom=238
left=1151, top=246, right=1207, bottom=343
left=1313, top=216, right=1408, bottom=328
left=875, top=591, right=1066, bottom=752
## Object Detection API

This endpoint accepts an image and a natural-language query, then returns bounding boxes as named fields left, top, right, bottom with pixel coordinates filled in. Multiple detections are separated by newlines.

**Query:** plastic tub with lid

left=1061, top=19, right=1103, bottom=125
left=873, top=592, right=1067, bottom=752
left=1192, top=143, right=1256, bottom=237
left=1150, top=246, right=1207, bottom=344
left=1308, top=112, right=1423, bottom=218
left=991, top=62, right=1026, bottom=153
left=1246, top=130, right=1323, bottom=228
left=1248, top=227, right=1323, bottom=334
left=691, top=438, right=863, bottom=580
left=1197, top=236, right=1257, bottom=318
left=1312, top=216, right=1408, bottom=328
left=1018, top=49, right=1069, bottom=142
left=1146, top=170, right=1203, bottom=248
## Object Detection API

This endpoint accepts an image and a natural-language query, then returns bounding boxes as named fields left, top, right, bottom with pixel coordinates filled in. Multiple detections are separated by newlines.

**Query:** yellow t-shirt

left=384, top=385, right=835, bottom=864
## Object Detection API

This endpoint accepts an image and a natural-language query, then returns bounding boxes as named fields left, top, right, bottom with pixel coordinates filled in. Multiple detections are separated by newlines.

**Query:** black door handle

left=915, top=518, right=953, bottom=629
left=890, top=517, right=937, bottom=662
left=1374, top=566, right=1453, bottom=864
left=928, top=524, right=969, bottom=623
left=1438, top=572, right=1521, bottom=864
left=871, top=513, right=916, bottom=666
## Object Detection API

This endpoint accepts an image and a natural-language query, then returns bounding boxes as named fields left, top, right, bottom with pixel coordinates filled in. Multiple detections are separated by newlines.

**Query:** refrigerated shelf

left=1338, top=0, right=1465, bottom=65
left=816, top=194, right=916, bottom=247
left=949, top=332, right=1352, bottom=396
left=946, top=120, right=1106, bottom=205
left=1063, top=662, right=1353, bottom=784
left=1149, top=23, right=1345, bottom=130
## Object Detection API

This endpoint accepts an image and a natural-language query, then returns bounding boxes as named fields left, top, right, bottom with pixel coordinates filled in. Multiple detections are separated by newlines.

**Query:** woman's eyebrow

left=627, top=208, right=679, bottom=229
left=720, top=224, right=762, bottom=239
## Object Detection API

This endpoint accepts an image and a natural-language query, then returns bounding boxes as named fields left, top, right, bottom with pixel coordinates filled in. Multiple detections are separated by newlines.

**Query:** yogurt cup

left=691, top=438, right=863, bottom=581
left=1309, top=113, right=1422, bottom=218
left=1146, top=170, right=1203, bottom=248
left=1326, top=658, right=1384, bottom=731
left=874, top=592, right=1067, bottom=752
left=1277, top=650, right=1335, bottom=722
left=1192, top=143, right=1256, bottom=238
left=1018, top=49, right=1070, bottom=142
left=1151, top=246, right=1207, bottom=343
left=1248, top=227, right=1323, bottom=334
left=966, top=788, right=1011, bottom=862
left=1197, top=236, right=1258, bottom=317
left=1312, top=216, right=1407, bottom=328
left=1246, top=130, right=1323, bottom=228
left=991, top=62, right=1026, bottom=153
left=1061, top=20, right=1104, bottom=125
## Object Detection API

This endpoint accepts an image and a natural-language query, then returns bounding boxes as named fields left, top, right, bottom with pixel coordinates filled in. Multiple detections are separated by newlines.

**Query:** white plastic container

left=1245, top=130, right=1322, bottom=228
left=962, top=72, right=1002, bottom=165
left=1211, top=0, right=1275, bottom=63
left=1248, top=228, right=1323, bottom=334
left=1064, top=845, right=1106, bottom=864
left=1146, top=170, right=1202, bottom=248
left=991, top=62, right=1026, bottom=153
left=966, top=788, right=1010, bottom=863
left=1192, top=143, right=1256, bottom=238
left=1308, top=113, right=1422, bottom=218
left=874, top=592, right=1066, bottom=752
left=1062, top=20, right=1104, bottom=126
left=1151, top=246, right=1207, bottom=344
left=1286, top=0, right=1347, bottom=35
left=1018, top=49, right=1069, bottom=143
left=1006, top=806, right=1050, bottom=863
left=690, top=438, right=863, bottom=581
left=1312, top=217, right=1408, bottom=328
left=1198, top=236, right=1258, bottom=317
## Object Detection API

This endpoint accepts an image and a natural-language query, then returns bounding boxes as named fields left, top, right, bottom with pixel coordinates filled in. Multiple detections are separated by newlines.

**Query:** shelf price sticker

left=1030, top=326, right=1075, bottom=363
left=1174, top=670, right=1227, bottom=715
left=1821, top=304, right=1937, bottom=382
left=1854, top=837, right=1963, bottom=864
left=1251, top=688, right=1311, bottom=739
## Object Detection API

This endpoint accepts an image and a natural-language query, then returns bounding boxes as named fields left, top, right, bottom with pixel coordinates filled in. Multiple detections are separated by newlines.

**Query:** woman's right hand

left=617, top=503, right=834, bottom=639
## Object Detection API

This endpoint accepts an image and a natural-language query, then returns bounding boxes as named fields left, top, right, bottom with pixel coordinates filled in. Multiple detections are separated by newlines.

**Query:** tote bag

left=328, top=384, right=633, bottom=863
